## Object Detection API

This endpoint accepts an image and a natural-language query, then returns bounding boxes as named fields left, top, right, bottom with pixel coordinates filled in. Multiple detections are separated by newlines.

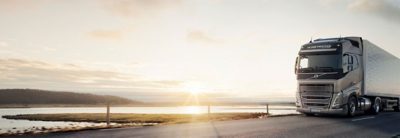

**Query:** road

left=14, top=112, right=400, bottom=138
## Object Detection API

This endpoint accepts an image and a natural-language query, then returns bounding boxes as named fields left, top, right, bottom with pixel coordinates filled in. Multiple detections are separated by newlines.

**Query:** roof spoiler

left=313, top=36, right=362, bottom=48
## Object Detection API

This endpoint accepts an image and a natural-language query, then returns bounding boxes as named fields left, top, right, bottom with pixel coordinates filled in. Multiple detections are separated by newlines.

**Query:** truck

left=294, top=36, right=400, bottom=117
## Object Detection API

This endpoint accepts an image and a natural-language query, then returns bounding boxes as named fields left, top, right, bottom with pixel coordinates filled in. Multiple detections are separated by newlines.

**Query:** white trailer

left=363, top=40, right=400, bottom=97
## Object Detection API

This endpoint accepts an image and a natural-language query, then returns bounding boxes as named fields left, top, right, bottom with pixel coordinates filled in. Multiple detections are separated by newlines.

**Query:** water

left=0, top=106, right=298, bottom=134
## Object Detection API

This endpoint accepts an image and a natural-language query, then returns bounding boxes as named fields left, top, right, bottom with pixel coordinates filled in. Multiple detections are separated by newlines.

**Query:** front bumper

left=297, top=107, right=347, bottom=115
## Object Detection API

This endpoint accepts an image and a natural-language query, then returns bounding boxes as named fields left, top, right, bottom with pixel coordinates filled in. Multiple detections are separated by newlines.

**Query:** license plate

left=310, top=108, right=321, bottom=112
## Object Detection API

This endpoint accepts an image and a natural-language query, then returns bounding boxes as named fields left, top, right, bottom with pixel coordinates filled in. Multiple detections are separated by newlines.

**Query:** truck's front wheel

left=347, top=96, right=357, bottom=117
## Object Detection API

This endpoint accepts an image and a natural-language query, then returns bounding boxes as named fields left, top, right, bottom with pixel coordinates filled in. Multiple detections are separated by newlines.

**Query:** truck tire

left=368, top=97, right=381, bottom=115
left=395, top=100, right=400, bottom=112
left=347, top=96, right=357, bottom=117
left=379, top=99, right=385, bottom=112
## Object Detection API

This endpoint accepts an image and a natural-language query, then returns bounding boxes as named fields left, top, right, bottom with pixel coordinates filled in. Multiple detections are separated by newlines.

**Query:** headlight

left=331, top=91, right=343, bottom=109
left=295, top=92, right=301, bottom=107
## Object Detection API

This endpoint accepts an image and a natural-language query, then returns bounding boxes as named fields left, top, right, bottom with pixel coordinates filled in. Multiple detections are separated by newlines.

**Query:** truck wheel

left=395, top=100, right=400, bottom=112
left=368, top=97, right=381, bottom=115
left=347, top=96, right=357, bottom=117
left=379, top=100, right=385, bottom=112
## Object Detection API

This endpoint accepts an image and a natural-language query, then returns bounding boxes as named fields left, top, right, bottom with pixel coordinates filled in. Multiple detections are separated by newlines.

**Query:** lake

left=0, top=105, right=298, bottom=134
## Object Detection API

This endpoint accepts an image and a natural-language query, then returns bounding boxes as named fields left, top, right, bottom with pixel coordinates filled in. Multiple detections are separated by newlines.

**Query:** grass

left=3, top=113, right=267, bottom=125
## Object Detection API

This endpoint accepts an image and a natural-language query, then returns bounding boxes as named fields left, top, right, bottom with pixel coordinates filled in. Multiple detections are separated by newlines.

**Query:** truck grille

left=300, top=84, right=333, bottom=108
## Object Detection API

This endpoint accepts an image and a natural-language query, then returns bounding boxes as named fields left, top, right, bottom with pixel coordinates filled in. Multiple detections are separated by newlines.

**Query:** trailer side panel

left=364, top=40, right=400, bottom=97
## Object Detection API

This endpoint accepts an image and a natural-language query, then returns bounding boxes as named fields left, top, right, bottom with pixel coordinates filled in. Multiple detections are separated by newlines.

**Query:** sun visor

left=299, top=43, right=342, bottom=55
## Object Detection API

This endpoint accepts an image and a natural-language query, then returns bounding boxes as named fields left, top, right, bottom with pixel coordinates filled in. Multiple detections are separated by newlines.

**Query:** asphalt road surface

left=13, top=112, right=400, bottom=138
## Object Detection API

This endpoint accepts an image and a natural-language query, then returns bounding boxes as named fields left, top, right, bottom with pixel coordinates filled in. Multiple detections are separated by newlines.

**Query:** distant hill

left=0, top=89, right=139, bottom=105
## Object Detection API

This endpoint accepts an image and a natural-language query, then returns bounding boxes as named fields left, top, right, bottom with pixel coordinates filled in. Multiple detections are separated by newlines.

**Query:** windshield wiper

left=298, top=67, right=314, bottom=73
left=316, top=66, right=334, bottom=72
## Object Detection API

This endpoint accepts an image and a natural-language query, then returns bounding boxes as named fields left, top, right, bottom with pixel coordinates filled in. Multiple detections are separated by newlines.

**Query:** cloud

left=347, top=0, right=400, bottom=22
left=41, top=46, right=56, bottom=52
left=186, top=30, right=222, bottom=44
left=0, top=41, right=8, bottom=47
left=318, top=0, right=400, bottom=23
left=348, top=0, right=382, bottom=11
left=0, top=58, right=183, bottom=92
left=87, top=29, right=123, bottom=40
left=102, top=0, right=182, bottom=17
left=0, top=0, right=43, bottom=13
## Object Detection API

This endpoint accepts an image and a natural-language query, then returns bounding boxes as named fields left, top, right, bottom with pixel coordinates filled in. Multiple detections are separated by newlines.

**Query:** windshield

left=298, top=54, right=341, bottom=73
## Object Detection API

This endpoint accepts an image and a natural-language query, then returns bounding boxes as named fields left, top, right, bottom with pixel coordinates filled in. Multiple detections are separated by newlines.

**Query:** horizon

left=0, top=88, right=296, bottom=103
left=1, top=0, right=400, bottom=102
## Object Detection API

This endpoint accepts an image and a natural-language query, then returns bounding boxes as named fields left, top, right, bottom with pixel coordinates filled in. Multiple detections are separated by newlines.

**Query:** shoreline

left=1, top=113, right=299, bottom=136
left=0, top=103, right=295, bottom=109
left=3, top=113, right=268, bottom=124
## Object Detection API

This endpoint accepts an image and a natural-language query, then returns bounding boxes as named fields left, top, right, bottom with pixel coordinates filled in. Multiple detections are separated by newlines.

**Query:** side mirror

left=295, top=57, right=298, bottom=74
left=348, top=55, right=354, bottom=71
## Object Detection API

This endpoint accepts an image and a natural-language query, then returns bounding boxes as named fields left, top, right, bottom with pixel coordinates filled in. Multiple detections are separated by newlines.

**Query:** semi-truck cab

left=294, top=37, right=400, bottom=117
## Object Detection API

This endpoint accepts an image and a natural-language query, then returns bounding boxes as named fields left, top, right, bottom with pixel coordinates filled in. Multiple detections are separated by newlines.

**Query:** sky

left=0, top=0, right=400, bottom=102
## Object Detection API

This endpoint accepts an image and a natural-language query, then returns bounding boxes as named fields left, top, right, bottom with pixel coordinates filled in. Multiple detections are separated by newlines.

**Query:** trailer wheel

left=347, top=96, right=357, bottom=117
left=368, top=97, right=381, bottom=115
left=379, top=99, right=385, bottom=112
left=394, top=99, right=400, bottom=112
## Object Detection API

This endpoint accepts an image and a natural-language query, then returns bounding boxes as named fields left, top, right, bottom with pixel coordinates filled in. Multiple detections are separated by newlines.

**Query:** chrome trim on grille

left=300, top=84, right=334, bottom=108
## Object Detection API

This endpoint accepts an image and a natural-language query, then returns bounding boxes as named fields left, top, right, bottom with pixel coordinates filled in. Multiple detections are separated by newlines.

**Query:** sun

left=183, top=82, right=208, bottom=95
left=186, top=86, right=202, bottom=95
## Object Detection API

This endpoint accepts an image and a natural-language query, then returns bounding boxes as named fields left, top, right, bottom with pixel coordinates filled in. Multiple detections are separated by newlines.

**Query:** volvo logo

left=305, top=73, right=335, bottom=80
left=313, top=74, right=320, bottom=78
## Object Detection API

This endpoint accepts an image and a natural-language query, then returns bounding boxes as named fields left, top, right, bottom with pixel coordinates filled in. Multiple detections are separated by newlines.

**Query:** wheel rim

left=350, top=102, right=356, bottom=115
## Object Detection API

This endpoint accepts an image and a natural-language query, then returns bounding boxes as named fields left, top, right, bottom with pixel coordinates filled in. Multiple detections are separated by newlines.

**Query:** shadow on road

left=210, top=121, right=221, bottom=137
left=300, top=110, right=400, bottom=137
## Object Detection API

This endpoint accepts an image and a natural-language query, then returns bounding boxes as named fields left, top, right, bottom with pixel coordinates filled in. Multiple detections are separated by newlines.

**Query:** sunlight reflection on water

left=0, top=105, right=298, bottom=134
